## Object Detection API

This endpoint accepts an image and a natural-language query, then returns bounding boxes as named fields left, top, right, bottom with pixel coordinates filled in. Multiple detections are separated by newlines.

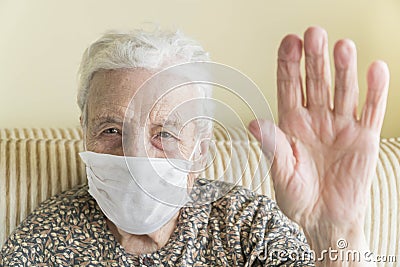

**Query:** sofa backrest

left=0, top=127, right=399, bottom=266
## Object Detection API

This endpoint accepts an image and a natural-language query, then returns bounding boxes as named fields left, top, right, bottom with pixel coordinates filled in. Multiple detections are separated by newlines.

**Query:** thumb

left=248, top=119, right=275, bottom=158
left=248, top=119, right=295, bottom=182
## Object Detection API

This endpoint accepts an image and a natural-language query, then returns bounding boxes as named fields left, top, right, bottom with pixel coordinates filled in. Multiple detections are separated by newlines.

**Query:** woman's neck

left=106, top=211, right=180, bottom=255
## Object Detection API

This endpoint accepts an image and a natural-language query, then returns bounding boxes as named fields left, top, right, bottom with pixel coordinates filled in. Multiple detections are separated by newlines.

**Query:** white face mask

left=79, top=151, right=193, bottom=235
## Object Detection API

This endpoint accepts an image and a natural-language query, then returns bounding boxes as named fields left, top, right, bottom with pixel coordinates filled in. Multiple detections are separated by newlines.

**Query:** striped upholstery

left=0, top=128, right=399, bottom=265
left=0, top=128, right=86, bottom=247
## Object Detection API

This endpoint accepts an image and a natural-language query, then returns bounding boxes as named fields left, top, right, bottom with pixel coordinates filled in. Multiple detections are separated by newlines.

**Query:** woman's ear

left=199, top=138, right=210, bottom=157
left=198, top=134, right=215, bottom=169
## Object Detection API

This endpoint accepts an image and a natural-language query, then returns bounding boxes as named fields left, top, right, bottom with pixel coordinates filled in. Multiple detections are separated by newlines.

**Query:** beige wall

left=0, top=0, right=399, bottom=138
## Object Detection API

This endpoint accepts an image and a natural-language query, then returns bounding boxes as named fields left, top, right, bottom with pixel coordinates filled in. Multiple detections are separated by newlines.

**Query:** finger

left=333, top=39, right=359, bottom=118
left=248, top=119, right=295, bottom=183
left=304, top=26, right=332, bottom=109
left=360, top=61, right=390, bottom=131
left=277, top=34, right=304, bottom=120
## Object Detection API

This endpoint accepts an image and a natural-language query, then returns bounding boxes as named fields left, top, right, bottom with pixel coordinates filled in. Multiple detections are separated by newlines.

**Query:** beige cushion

left=1, top=127, right=399, bottom=265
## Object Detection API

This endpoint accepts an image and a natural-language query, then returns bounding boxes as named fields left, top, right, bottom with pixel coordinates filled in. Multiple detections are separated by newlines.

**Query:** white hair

left=77, top=28, right=213, bottom=135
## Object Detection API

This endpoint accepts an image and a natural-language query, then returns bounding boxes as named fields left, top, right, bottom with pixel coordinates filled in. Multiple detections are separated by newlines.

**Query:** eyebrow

left=91, top=115, right=124, bottom=128
left=153, top=117, right=183, bottom=129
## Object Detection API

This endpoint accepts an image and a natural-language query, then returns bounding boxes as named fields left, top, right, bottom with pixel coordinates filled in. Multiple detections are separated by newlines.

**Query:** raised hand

left=249, top=27, right=389, bottom=265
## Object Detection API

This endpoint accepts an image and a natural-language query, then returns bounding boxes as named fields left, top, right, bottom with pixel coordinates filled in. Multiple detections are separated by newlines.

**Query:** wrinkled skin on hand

left=249, top=27, right=389, bottom=257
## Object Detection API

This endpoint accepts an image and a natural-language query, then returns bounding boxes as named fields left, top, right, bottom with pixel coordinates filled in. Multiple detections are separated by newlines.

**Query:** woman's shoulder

left=194, top=178, right=311, bottom=265
left=0, top=184, right=104, bottom=265
left=28, top=183, right=94, bottom=221
left=191, top=177, right=285, bottom=230
left=195, top=177, right=277, bottom=209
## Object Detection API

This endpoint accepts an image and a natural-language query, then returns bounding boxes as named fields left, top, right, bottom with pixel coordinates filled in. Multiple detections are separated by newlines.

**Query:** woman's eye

left=158, top=131, right=172, bottom=138
left=102, top=128, right=120, bottom=135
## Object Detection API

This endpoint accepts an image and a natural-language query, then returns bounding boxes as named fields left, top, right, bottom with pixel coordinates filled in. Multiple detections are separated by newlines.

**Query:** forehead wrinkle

left=88, top=69, right=154, bottom=111
left=88, top=93, right=135, bottom=117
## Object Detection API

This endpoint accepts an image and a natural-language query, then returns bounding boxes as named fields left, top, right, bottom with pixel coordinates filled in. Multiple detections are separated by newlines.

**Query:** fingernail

left=314, top=31, right=325, bottom=52
left=334, top=39, right=356, bottom=69
left=368, top=60, right=390, bottom=89
left=305, top=27, right=326, bottom=54
left=278, top=35, right=302, bottom=60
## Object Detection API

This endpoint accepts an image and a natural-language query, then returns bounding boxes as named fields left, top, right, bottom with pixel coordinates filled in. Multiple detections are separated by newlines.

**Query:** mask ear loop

left=188, top=138, right=201, bottom=163
left=82, top=128, right=88, bottom=151
left=185, top=138, right=201, bottom=198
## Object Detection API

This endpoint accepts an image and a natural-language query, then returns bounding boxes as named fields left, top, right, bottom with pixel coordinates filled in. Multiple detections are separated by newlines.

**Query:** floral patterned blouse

left=1, top=178, right=314, bottom=266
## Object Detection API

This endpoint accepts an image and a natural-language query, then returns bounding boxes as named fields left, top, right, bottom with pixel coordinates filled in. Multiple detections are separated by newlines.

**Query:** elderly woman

left=0, top=26, right=389, bottom=266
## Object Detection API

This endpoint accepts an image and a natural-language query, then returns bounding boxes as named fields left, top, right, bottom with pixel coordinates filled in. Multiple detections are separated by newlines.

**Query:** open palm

left=249, top=27, right=389, bottom=241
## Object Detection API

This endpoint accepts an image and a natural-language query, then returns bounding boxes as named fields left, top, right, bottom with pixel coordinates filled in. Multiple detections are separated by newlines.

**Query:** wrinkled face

left=84, top=68, right=203, bottom=162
